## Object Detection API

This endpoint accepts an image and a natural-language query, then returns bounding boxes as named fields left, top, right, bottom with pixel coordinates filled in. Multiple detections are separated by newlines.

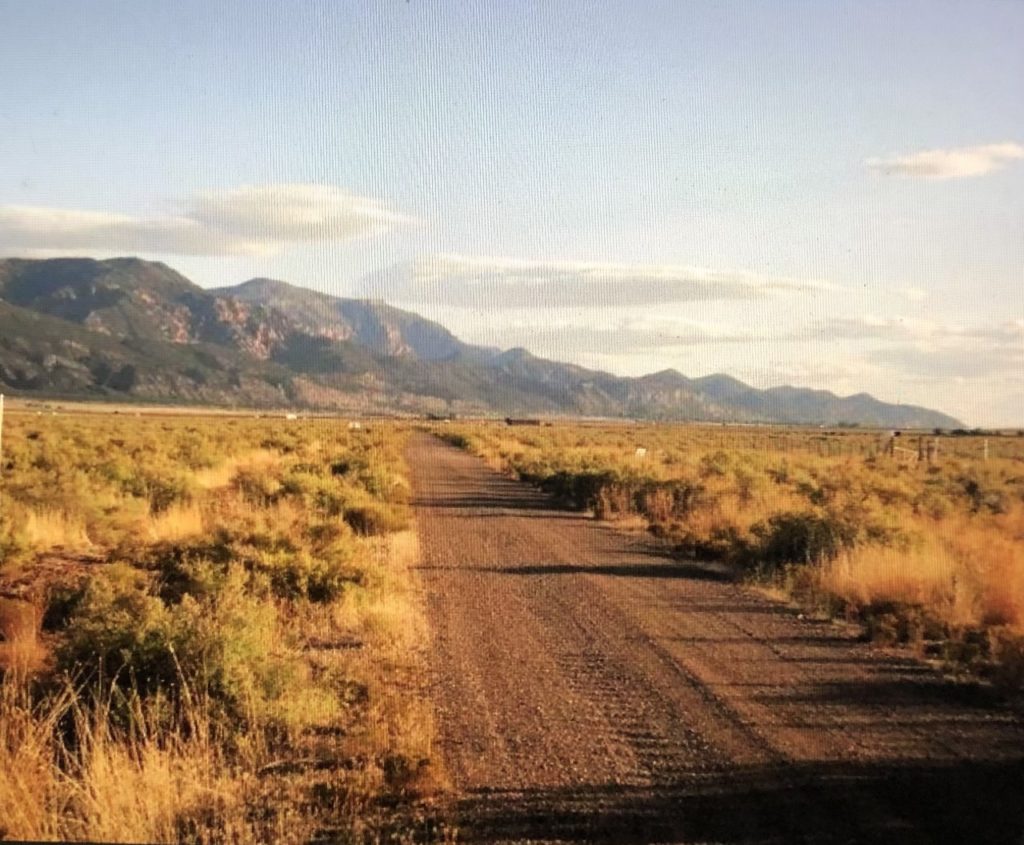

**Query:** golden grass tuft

left=145, top=501, right=206, bottom=543
left=820, top=543, right=965, bottom=617
left=22, top=508, right=91, bottom=552
left=942, top=513, right=1024, bottom=631
left=194, top=449, right=281, bottom=490
left=0, top=680, right=260, bottom=844
left=0, top=598, right=47, bottom=679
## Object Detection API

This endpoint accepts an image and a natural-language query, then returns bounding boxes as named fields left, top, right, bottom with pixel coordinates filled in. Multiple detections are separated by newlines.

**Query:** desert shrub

left=732, top=466, right=761, bottom=504
left=673, top=523, right=751, bottom=564
left=636, top=480, right=705, bottom=523
left=58, top=565, right=179, bottom=699
left=957, top=471, right=1007, bottom=514
left=169, top=432, right=220, bottom=470
left=699, top=450, right=732, bottom=478
left=42, top=582, right=88, bottom=631
left=0, top=513, right=31, bottom=568
left=344, top=502, right=409, bottom=536
left=58, top=564, right=292, bottom=718
left=280, top=469, right=346, bottom=515
left=358, top=465, right=408, bottom=502
left=639, top=485, right=676, bottom=523
left=438, top=432, right=472, bottom=450
left=246, top=545, right=363, bottom=602
left=232, top=467, right=282, bottom=507
left=150, top=531, right=361, bottom=604
left=594, top=483, right=632, bottom=519
left=539, top=470, right=620, bottom=511
left=118, top=468, right=194, bottom=514
left=989, top=630, right=1024, bottom=690
left=169, top=572, right=294, bottom=715
left=914, top=489, right=953, bottom=520
left=750, top=510, right=859, bottom=569
left=857, top=600, right=948, bottom=646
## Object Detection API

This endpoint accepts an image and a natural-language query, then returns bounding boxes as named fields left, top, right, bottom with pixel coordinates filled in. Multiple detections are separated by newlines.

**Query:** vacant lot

left=0, top=410, right=436, bottom=843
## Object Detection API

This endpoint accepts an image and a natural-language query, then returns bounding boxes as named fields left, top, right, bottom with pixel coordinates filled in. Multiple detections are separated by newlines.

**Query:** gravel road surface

left=407, top=433, right=1024, bottom=844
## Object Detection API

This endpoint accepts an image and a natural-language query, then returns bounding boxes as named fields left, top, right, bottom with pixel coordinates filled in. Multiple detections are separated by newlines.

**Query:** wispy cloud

left=0, top=184, right=407, bottom=256
left=365, top=254, right=836, bottom=308
left=821, top=315, right=1024, bottom=379
left=865, top=143, right=1024, bottom=180
left=867, top=344, right=1024, bottom=380
left=474, top=317, right=762, bottom=354
left=824, top=315, right=1024, bottom=344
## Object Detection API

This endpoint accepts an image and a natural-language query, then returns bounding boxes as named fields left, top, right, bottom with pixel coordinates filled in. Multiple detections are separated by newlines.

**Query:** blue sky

left=1, top=1, right=1022, bottom=424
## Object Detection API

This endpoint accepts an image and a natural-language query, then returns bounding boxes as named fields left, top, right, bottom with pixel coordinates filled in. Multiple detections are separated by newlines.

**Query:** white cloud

left=865, top=143, right=1024, bottom=180
left=902, top=287, right=927, bottom=302
left=819, top=315, right=1024, bottom=382
left=825, top=315, right=1024, bottom=344
left=0, top=184, right=407, bottom=256
left=473, top=316, right=762, bottom=354
left=187, top=184, right=407, bottom=243
left=364, top=254, right=836, bottom=308
left=825, top=315, right=947, bottom=340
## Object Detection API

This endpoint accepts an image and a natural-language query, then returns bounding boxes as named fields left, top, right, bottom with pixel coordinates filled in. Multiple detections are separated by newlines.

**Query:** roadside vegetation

left=0, top=410, right=440, bottom=843
left=438, top=422, right=1024, bottom=690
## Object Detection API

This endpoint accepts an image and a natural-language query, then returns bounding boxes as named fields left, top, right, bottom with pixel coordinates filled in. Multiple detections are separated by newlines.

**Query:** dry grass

left=194, top=449, right=281, bottom=490
left=0, top=681, right=267, bottom=844
left=145, top=501, right=206, bottom=543
left=820, top=543, right=973, bottom=624
left=0, top=414, right=437, bottom=839
left=22, top=508, right=92, bottom=553
left=0, top=597, right=47, bottom=679
left=331, top=529, right=444, bottom=799
left=941, top=512, right=1024, bottom=631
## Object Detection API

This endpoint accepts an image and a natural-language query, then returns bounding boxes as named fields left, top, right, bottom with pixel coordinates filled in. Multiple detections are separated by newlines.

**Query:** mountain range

left=0, top=257, right=962, bottom=428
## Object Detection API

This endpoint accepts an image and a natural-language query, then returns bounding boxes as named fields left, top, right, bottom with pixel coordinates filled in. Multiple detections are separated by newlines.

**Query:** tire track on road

left=407, top=433, right=1024, bottom=844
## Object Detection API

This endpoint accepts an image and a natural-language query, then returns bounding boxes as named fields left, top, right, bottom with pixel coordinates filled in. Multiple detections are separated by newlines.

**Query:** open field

left=3, top=411, right=1024, bottom=842
left=436, top=421, right=1024, bottom=688
left=0, top=410, right=440, bottom=843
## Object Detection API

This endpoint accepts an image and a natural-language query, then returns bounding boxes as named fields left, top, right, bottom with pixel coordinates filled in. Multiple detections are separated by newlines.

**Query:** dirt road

left=407, top=434, right=1024, bottom=844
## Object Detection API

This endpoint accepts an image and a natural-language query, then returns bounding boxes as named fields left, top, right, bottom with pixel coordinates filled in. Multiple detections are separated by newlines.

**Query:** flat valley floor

left=407, top=433, right=1024, bottom=844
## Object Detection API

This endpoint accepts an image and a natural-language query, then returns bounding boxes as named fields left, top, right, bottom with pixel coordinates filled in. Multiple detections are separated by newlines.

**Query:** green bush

left=58, top=564, right=294, bottom=718
left=150, top=530, right=361, bottom=604
left=58, top=564, right=178, bottom=698
left=751, top=510, right=858, bottom=569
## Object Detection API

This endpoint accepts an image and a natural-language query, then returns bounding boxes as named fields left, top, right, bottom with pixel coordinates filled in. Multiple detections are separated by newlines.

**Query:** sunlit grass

left=0, top=412, right=433, bottom=839
left=145, top=501, right=206, bottom=543
left=23, top=508, right=91, bottom=552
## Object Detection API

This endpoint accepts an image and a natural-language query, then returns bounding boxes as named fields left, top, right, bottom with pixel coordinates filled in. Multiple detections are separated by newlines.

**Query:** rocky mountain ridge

left=0, top=256, right=963, bottom=428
